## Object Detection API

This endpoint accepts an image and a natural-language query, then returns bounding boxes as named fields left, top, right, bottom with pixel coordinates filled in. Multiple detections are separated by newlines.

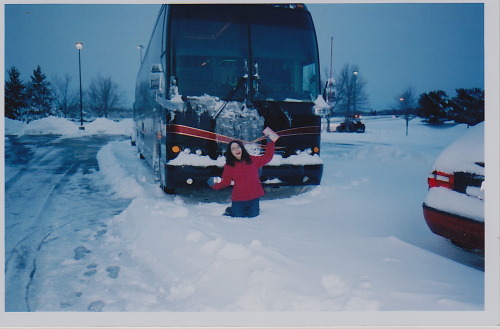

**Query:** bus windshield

left=170, top=5, right=320, bottom=102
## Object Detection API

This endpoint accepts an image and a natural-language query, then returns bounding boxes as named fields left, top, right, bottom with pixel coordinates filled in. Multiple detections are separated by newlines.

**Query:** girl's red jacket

left=211, top=142, right=275, bottom=201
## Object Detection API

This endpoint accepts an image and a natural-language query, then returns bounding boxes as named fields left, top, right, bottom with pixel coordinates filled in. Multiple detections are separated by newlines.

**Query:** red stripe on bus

left=166, top=124, right=320, bottom=144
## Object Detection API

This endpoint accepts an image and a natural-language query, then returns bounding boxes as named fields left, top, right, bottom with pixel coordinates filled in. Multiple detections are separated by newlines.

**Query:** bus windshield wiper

left=212, top=74, right=248, bottom=119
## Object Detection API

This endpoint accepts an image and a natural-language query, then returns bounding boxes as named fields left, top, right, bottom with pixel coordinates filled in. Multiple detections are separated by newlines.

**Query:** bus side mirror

left=150, top=64, right=164, bottom=91
left=312, top=95, right=331, bottom=117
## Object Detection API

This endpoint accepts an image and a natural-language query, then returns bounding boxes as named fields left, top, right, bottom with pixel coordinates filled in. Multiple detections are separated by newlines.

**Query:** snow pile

left=4, top=116, right=132, bottom=136
left=96, top=142, right=147, bottom=199
left=85, top=118, right=133, bottom=135
left=11, top=116, right=78, bottom=135
left=4, top=117, right=26, bottom=135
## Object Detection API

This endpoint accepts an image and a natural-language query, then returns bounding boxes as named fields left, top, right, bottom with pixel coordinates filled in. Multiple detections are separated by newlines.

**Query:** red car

left=422, top=122, right=484, bottom=250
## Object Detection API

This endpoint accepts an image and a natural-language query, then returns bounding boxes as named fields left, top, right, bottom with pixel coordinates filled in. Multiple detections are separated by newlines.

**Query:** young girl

left=208, top=137, right=277, bottom=218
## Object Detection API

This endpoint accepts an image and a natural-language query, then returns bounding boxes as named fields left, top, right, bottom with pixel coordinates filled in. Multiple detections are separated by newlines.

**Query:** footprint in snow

left=94, top=229, right=107, bottom=239
left=74, top=246, right=91, bottom=260
left=87, top=300, right=105, bottom=312
left=84, top=269, right=97, bottom=277
left=84, top=263, right=98, bottom=277
left=60, top=301, right=72, bottom=308
left=106, top=265, right=120, bottom=279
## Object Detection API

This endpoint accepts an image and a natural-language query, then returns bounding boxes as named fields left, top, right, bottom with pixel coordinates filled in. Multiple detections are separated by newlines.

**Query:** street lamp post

left=353, top=71, right=358, bottom=116
left=75, top=42, right=85, bottom=130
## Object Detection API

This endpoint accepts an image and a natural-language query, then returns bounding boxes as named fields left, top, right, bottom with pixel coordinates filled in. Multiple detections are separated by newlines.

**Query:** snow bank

left=4, top=117, right=26, bottom=135
left=96, top=142, right=147, bottom=199
left=85, top=118, right=133, bottom=135
left=4, top=116, right=132, bottom=136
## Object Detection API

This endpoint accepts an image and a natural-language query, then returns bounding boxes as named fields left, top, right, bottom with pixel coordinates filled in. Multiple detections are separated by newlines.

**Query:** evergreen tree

left=417, top=90, right=452, bottom=124
left=451, top=88, right=484, bottom=126
left=25, top=65, right=55, bottom=122
left=5, top=66, right=27, bottom=120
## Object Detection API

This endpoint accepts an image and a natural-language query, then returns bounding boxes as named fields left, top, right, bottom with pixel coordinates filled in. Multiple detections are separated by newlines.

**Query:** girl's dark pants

left=230, top=198, right=260, bottom=218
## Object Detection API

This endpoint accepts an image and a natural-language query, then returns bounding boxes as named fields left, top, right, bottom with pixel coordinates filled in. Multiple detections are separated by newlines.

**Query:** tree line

left=7, top=63, right=483, bottom=129
left=324, top=63, right=484, bottom=128
left=5, top=65, right=129, bottom=123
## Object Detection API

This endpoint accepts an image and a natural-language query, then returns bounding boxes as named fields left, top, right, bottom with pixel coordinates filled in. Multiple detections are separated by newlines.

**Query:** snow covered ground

left=3, top=116, right=495, bottom=325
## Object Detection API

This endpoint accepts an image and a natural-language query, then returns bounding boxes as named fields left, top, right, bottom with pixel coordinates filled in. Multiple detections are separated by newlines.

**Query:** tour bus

left=133, top=4, right=327, bottom=193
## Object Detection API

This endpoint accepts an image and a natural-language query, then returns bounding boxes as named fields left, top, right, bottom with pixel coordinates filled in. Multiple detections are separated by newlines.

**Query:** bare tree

left=53, top=74, right=79, bottom=118
left=87, top=75, right=124, bottom=118
left=396, top=87, right=417, bottom=136
left=335, top=64, right=368, bottom=118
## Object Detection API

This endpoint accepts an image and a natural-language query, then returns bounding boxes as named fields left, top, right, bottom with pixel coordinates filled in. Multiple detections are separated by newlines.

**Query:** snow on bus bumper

left=165, top=152, right=324, bottom=188
left=422, top=187, right=484, bottom=250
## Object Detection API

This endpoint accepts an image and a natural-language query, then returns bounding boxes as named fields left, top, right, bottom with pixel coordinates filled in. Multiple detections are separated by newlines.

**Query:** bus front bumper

left=164, top=164, right=323, bottom=189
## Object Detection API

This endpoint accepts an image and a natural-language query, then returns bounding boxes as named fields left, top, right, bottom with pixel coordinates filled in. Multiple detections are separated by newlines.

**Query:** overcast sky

left=3, top=1, right=488, bottom=111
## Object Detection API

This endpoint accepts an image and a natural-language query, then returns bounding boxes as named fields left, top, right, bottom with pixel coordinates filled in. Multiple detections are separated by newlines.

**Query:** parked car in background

left=422, top=122, right=484, bottom=251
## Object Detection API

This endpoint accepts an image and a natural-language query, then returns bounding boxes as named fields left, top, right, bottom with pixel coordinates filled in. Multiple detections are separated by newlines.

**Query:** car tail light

left=428, top=171, right=454, bottom=189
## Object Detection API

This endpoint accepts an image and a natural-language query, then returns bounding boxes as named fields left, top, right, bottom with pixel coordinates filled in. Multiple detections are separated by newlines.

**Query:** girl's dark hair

left=226, top=140, right=252, bottom=166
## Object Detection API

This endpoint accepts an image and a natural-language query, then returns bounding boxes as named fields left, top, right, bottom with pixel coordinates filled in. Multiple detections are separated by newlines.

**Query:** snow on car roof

left=432, top=122, right=484, bottom=175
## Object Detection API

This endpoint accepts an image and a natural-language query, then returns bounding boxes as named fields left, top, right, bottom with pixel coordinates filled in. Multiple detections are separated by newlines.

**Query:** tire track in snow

left=5, top=160, right=80, bottom=311
left=5, top=135, right=130, bottom=311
